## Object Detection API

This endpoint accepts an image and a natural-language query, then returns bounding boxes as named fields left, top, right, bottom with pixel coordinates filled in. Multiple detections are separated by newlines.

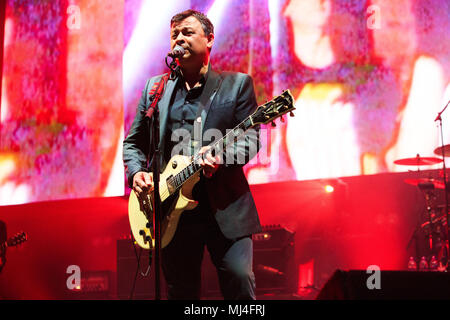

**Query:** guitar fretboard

left=2, top=232, right=27, bottom=249
left=166, top=117, right=254, bottom=193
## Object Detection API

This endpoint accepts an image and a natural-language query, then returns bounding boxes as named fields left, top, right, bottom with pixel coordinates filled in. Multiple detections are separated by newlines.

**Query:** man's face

left=170, top=16, right=214, bottom=66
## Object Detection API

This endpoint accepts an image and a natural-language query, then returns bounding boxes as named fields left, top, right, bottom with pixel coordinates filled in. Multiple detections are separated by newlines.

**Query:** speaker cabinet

left=116, top=239, right=166, bottom=299
left=253, top=225, right=297, bottom=295
left=317, top=269, right=450, bottom=300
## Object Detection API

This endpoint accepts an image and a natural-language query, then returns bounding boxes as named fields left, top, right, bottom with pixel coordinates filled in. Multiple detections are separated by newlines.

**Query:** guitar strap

left=145, top=73, right=170, bottom=170
left=146, top=73, right=170, bottom=118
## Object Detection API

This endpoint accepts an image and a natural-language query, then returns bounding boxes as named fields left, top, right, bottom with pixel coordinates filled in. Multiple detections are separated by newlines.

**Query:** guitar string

left=158, top=93, right=290, bottom=199
left=166, top=119, right=249, bottom=191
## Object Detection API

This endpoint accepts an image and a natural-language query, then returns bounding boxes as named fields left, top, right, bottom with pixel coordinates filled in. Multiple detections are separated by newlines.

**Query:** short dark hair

left=170, top=9, right=214, bottom=36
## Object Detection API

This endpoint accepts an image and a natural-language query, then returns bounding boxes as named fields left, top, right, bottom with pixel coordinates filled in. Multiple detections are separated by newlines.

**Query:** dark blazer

left=123, top=67, right=262, bottom=239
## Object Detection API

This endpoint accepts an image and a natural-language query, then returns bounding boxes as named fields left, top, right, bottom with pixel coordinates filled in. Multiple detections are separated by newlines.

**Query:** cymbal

left=434, top=144, right=450, bottom=157
left=404, top=178, right=446, bottom=189
left=394, top=156, right=443, bottom=166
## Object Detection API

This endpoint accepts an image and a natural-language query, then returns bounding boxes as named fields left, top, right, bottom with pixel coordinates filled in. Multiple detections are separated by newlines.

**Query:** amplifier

left=116, top=238, right=166, bottom=300
left=253, top=225, right=297, bottom=294
left=253, top=224, right=295, bottom=249
left=67, top=270, right=113, bottom=299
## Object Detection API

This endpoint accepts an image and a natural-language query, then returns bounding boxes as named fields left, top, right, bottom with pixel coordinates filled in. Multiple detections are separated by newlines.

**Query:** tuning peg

left=271, top=121, right=276, bottom=127
left=289, top=112, right=295, bottom=117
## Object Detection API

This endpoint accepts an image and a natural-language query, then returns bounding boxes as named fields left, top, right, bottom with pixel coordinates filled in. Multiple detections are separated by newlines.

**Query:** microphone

left=167, top=45, right=185, bottom=58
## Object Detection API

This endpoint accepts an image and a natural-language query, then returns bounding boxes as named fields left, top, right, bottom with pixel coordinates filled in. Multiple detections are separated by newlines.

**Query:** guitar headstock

left=7, top=231, right=27, bottom=247
left=251, top=90, right=295, bottom=126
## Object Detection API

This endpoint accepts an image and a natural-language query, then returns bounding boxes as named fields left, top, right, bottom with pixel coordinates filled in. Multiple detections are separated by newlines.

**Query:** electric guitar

left=128, top=90, right=295, bottom=249
left=1, top=231, right=27, bottom=251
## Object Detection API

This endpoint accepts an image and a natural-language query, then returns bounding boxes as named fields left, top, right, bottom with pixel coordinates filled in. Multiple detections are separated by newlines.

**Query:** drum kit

left=395, top=145, right=450, bottom=270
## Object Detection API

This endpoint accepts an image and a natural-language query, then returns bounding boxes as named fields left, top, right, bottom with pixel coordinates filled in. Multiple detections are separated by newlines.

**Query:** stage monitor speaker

left=316, top=270, right=450, bottom=300
left=116, top=238, right=166, bottom=300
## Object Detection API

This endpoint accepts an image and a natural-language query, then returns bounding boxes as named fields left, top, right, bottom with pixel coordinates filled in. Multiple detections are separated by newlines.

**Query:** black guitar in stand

left=0, top=230, right=28, bottom=273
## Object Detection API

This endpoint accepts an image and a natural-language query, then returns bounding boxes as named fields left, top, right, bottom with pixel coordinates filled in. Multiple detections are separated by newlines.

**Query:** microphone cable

left=129, top=230, right=152, bottom=300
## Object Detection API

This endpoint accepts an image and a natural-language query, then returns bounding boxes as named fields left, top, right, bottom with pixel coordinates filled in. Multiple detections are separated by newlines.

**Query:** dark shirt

left=163, top=73, right=207, bottom=165
left=164, top=72, right=212, bottom=223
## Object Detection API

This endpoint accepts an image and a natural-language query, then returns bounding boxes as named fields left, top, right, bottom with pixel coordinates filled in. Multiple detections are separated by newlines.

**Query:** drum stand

left=420, top=185, right=447, bottom=265
left=405, top=177, right=448, bottom=269
left=434, top=100, right=450, bottom=270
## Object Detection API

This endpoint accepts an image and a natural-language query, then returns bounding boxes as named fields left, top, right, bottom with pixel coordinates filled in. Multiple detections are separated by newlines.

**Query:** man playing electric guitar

left=123, top=9, right=262, bottom=300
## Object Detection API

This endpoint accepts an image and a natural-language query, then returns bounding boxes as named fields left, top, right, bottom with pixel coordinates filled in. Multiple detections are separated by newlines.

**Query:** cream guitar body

left=128, top=154, right=200, bottom=249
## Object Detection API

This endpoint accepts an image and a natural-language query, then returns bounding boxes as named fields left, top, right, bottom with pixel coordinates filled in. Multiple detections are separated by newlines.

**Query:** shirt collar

left=179, top=62, right=211, bottom=89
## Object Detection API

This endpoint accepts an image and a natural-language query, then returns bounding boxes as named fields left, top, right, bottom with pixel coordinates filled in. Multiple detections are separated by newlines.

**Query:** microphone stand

left=151, top=110, right=162, bottom=300
left=147, top=89, right=162, bottom=300
left=434, top=99, right=450, bottom=271
left=147, top=55, right=179, bottom=300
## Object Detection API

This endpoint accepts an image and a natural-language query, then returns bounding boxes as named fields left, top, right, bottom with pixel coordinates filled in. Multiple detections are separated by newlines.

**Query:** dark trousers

left=161, top=208, right=256, bottom=300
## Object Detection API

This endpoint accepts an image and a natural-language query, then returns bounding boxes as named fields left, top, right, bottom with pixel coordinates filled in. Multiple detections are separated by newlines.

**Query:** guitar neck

left=167, top=115, right=255, bottom=192
left=165, top=89, right=295, bottom=194
left=2, top=233, right=27, bottom=248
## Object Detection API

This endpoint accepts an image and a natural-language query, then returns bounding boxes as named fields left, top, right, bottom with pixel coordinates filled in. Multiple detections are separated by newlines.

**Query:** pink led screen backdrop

left=1, top=0, right=449, bottom=205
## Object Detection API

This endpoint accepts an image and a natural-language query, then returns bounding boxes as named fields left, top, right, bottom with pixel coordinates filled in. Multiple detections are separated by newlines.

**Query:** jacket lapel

left=199, top=69, right=222, bottom=132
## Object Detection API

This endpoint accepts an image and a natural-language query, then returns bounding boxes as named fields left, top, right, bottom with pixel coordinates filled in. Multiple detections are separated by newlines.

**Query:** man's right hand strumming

left=132, top=171, right=154, bottom=197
